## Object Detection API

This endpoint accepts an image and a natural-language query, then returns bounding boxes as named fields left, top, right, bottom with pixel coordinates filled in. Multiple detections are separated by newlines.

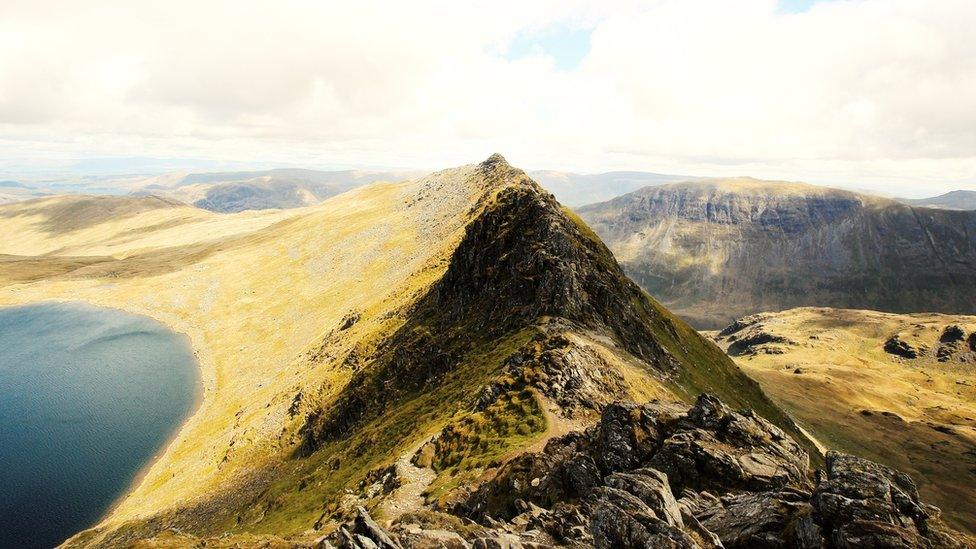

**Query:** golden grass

left=0, top=168, right=496, bottom=542
left=711, top=307, right=976, bottom=532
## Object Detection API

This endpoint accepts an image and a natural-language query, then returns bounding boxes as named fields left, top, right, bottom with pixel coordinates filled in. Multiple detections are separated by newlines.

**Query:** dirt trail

left=378, top=442, right=437, bottom=523
left=523, top=392, right=591, bottom=455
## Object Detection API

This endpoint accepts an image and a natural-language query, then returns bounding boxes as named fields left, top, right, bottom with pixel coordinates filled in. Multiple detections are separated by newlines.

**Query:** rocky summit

left=324, top=394, right=968, bottom=548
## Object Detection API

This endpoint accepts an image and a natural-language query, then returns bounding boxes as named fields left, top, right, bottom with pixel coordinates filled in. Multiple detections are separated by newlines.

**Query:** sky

left=1, top=0, right=975, bottom=196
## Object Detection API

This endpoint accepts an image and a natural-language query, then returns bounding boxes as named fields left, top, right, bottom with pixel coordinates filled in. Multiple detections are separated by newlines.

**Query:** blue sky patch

left=504, top=25, right=593, bottom=71
left=778, top=0, right=822, bottom=14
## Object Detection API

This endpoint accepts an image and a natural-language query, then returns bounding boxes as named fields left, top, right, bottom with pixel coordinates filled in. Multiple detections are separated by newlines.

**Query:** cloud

left=0, top=0, right=974, bottom=194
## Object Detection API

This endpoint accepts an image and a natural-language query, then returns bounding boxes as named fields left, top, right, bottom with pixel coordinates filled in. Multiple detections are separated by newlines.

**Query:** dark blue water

left=0, top=303, right=199, bottom=548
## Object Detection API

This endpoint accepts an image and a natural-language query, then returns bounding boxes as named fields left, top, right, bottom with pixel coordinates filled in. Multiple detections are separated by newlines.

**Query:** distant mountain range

left=133, top=168, right=422, bottom=213
left=578, top=177, right=976, bottom=328
left=898, top=189, right=976, bottom=210
left=140, top=168, right=695, bottom=212
left=528, top=170, right=697, bottom=206
left=3, top=164, right=974, bottom=216
left=0, top=181, right=49, bottom=204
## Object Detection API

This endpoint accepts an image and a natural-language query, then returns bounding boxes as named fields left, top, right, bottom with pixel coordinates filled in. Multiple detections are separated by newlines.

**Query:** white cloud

left=0, top=0, right=974, bottom=195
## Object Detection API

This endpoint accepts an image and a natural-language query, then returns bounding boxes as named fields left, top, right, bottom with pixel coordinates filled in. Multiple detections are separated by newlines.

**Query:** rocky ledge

left=322, top=394, right=970, bottom=548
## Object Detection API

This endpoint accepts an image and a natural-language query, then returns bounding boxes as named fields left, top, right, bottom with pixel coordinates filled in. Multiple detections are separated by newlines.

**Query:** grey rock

left=588, top=487, right=699, bottom=549
left=696, top=489, right=818, bottom=548
left=812, top=452, right=931, bottom=548
left=605, top=468, right=683, bottom=528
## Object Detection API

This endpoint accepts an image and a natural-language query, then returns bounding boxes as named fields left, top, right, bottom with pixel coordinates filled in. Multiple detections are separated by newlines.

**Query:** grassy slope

left=710, top=307, right=976, bottom=532
left=0, top=175, right=488, bottom=545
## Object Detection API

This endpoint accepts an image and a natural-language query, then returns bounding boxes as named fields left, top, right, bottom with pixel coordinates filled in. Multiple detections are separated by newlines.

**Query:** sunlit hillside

left=0, top=156, right=801, bottom=546
left=710, top=307, right=976, bottom=531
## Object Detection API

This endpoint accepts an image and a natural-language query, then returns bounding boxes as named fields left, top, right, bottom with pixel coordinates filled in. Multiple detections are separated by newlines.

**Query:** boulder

left=650, top=395, right=809, bottom=494
left=587, top=486, right=699, bottom=549
left=812, top=452, right=931, bottom=548
left=695, top=489, right=820, bottom=548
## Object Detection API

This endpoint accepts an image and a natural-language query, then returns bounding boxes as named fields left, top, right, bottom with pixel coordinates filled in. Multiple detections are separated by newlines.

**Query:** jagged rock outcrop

left=885, top=335, right=919, bottom=359
left=879, top=325, right=975, bottom=362
left=471, top=326, right=633, bottom=417
left=325, top=394, right=969, bottom=549
left=578, top=179, right=976, bottom=328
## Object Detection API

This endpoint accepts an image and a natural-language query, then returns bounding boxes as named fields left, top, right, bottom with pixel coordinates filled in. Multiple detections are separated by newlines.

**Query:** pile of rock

left=884, top=335, right=919, bottom=359
left=322, top=394, right=968, bottom=548
left=884, top=325, right=976, bottom=363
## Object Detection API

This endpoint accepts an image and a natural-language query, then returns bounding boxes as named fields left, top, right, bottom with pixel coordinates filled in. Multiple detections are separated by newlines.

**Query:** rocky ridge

left=323, top=394, right=970, bottom=548
left=31, top=158, right=967, bottom=547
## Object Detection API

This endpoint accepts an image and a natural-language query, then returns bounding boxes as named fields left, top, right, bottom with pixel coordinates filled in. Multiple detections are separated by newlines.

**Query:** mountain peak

left=481, top=152, right=509, bottom=168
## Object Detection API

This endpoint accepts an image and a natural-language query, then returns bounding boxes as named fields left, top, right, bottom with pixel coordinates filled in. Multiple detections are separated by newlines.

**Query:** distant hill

left=0, top=194, right=185, bottom=237
left=899, top=189, right=976, bottom=210
left=529, top=170, right=695, bottom=207
left=135, top=168, right=421, bottom=212
left=578, top=177, right=976, bottom=328
left=0, top=181, right=49, bottom=205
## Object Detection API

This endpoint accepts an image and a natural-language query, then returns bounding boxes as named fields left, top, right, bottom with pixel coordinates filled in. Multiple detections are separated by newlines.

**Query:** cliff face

left=578, top=178, right=976, bottom=328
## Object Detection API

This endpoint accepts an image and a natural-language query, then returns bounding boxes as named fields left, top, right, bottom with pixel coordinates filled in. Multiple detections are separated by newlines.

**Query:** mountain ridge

left=0, top=157, right=967, bottom=547
left=578, top=178, right=976, bottom=328
left=0, top=155, right=802, bottom=546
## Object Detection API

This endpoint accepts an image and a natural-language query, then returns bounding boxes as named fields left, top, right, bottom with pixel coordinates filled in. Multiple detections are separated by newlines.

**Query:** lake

left=0, top=302, right=199, bottom=548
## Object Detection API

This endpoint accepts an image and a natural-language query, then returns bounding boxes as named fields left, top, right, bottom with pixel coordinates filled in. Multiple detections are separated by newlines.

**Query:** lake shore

left=0, top=297, right=215, bottom=547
